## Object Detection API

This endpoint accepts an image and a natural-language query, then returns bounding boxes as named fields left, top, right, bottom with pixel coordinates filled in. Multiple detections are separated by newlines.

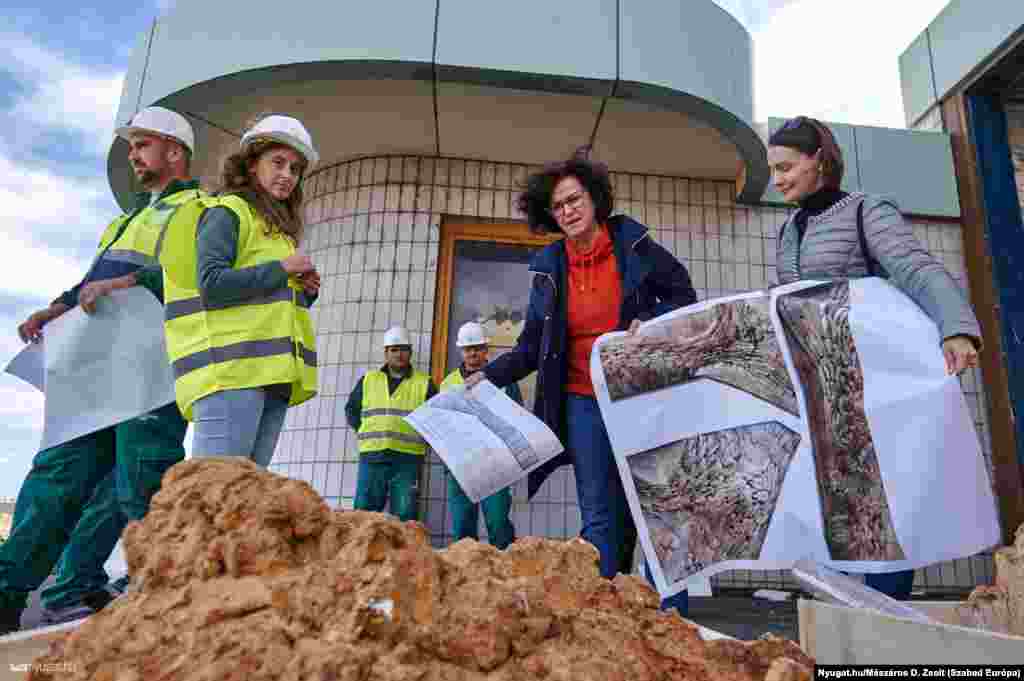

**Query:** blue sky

left=0, top=0, right=950, bottom=499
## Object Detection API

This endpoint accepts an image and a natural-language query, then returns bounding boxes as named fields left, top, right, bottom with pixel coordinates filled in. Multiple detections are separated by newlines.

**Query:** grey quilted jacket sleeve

left=862, top=196, right=981, bottom=346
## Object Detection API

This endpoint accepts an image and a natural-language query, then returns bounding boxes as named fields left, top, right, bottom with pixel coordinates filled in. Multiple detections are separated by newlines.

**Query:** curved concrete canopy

left=108, top=0, right=768, bottom=209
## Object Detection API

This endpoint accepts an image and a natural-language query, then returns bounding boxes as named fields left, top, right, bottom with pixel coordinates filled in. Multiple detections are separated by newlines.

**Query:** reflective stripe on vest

left=172, top=336, right=316, bottom=378
left=165, top=288, right=314, bottom=321
left=104, top=249, right=158, bottom=267
left=161, top=194, right=317, bottom=420
left=358, top=370, right=429, bottom=456
left=103, top=191, right=203, bottom=270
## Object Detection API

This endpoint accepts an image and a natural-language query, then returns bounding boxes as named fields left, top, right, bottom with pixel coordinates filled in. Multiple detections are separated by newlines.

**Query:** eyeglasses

left=549, top=192, right=586, bottom=217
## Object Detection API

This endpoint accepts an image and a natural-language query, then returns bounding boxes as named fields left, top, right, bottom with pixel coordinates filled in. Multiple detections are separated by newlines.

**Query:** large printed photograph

left=592, top=280, right=998, bottom=591
left=630, top=421, right=802, bottom=582
left=598, top=297, right=798, bottom=416
left=776, top=281, right=905, bottom=561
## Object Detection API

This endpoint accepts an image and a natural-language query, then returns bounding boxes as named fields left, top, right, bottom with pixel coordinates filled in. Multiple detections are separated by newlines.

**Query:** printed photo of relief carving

left=776, top=281, right=906, bottom=561
left=630, top=421, right=802, bottom=582
left=598, top=298, right=798, bottom=416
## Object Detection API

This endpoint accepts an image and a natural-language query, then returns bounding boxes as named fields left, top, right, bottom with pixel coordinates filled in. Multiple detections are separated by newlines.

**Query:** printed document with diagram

left=405, top=379, right=564, bottom=503
left=4, top=287, right=178, bottom=452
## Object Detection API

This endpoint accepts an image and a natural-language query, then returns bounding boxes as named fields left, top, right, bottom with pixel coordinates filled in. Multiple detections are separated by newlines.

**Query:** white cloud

left=752, top=0, right=949, bottom=128
left=1, top=34, right=124, bottom=156
left=0, top=34, right=123, bottom=297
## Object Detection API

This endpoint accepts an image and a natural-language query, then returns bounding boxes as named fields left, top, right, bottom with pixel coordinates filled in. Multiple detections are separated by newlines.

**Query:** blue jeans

left=566, top=394, right=687, bottom=614
left=863, top=570, right=915, bottom=600
left=192, top=388, right=288, bottom=467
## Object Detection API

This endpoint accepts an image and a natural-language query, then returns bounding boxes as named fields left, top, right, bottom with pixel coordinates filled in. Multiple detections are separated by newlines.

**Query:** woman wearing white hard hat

left=160, top=113, right=321, bottom=467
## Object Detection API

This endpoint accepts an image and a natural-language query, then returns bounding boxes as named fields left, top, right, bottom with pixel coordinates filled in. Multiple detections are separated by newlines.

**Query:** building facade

left=109, top=0, right=1014, bottom=594
left=899, top=1, right=1024, bottom=565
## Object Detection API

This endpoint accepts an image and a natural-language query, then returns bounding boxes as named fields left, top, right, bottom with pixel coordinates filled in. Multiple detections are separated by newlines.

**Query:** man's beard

left=135, top=167, right=158, bottom=187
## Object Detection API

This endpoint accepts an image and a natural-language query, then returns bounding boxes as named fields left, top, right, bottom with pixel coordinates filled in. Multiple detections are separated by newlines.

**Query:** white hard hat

left=240, top=114, right=319, bottom=167
left=115, top=106, right=195, bottom=155
left=383, top=326, right=411, bottom=348
left=456, top=321, right=489, bottom=347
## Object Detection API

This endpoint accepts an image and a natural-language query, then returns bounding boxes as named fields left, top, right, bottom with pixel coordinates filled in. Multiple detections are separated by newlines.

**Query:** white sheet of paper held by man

left=405, top=379, right=564, bottom=503
left=5, top=340, right=45, bottom=391
left=590, top=279, right=999, bottom=599
left=37, top=287, right=177, bottom=451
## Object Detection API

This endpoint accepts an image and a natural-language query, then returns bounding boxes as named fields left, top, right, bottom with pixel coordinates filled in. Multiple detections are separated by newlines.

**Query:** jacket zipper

left=528, top=269, right=557, bottom=361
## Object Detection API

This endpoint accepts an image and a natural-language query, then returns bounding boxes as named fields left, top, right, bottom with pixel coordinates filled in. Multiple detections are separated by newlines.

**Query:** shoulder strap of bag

left=857, top=199, right=879, bottom=277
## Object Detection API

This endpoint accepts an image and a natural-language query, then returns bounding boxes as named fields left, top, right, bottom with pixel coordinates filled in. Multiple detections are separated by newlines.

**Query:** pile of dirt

left=29, top=458, right=813, bottom=680
left=959, top=524, right=1024, bottom=635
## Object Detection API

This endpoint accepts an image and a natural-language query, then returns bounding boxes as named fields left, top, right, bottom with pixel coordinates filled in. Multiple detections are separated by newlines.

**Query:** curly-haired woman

left=160, top=114, right=321, bottom=467
left=465, top=149, right=697, bottom=614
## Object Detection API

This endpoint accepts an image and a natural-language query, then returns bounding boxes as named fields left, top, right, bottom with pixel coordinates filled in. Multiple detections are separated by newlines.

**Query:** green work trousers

left=353, top=454, right=421, bottom=522
left=446, top=472, right=514, bottom=549
left=0, top=402, right=186, bottom=611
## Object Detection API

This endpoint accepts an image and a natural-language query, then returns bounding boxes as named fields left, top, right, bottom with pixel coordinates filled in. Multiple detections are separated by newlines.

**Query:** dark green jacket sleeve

left=134, top=265, right=164, bottom=302
left=197, top=206, right=290, bottom=305
left=345, top=376, right=365, bottom=431
left=504, top=381, right=523, bottom=406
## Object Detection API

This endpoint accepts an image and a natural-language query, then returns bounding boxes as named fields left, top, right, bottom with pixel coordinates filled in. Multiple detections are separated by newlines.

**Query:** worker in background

left=2, top=107, right=205, bottom=633
left=160, top=114, right=320, bottom=468
left=345, top=326, right=438, bottom=522
left=440, top=321, right=520, bottom=549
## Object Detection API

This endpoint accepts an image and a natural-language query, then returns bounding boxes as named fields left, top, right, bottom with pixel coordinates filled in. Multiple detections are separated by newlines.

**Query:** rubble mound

left=959, top=523, right=1024, bottom=635
left=29, top=458, right=813, bottom=680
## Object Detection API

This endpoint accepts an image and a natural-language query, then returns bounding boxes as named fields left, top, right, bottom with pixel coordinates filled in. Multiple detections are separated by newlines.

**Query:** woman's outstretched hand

left=942, top=335, right=979, bottom=376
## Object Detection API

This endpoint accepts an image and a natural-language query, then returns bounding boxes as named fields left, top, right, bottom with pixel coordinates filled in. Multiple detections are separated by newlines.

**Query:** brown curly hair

left=217, top=138, right=306, bottom=242
left=516, top=146, right=615, bottom=235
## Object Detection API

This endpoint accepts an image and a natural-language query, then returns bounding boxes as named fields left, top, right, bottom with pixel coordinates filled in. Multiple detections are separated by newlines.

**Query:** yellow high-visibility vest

left=92, top=186, right=206, bottom=268
left=358, top=370, right=430, bottom=456
left=441, top=368, right=464, bottom=392
left=160, top=194, right=317, bottom=420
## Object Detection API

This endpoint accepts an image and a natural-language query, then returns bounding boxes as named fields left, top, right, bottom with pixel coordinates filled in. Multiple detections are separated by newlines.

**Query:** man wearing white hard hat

left=345, top=325, right=438, bottom=521
left=3, top=106, right=205, bottom=633
left=160, top=113, right=320, bottom=472
left=440, top=321, right=521, bottom=548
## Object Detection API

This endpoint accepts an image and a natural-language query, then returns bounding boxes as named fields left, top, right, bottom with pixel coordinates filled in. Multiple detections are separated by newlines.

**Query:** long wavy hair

left=217, top=138, right=306, bottom=242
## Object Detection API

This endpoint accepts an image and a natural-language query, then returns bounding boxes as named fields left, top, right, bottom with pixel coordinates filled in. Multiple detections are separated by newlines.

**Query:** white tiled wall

left=273, top=154, right=994, bottom=593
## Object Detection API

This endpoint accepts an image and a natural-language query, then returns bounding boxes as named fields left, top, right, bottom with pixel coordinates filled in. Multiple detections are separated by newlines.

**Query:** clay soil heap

left=29, top=458, right=813, bottom=680
left=959, top=523, right=1024, bottom=636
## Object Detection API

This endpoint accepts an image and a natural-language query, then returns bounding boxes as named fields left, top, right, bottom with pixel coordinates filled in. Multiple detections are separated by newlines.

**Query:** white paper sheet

left=591, top=279, right=999, bottom=598
left=4, top=340, right=45, bottom=391
left=36, top=287, right=177, bottom=451
left=405, top=379, right=564, bottom=503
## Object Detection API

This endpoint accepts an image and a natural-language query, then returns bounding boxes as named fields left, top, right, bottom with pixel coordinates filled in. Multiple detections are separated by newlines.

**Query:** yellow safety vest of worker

left=440, top=369, right=465, bottom=392
left=358, top=370, right=431, bottom=456
left=159, top=194, right=318, bottom=420
left=93, top=186, right=206, bottom=268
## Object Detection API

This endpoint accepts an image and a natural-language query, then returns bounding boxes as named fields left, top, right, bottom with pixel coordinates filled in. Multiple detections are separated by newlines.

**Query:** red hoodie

left=565, top=224, right=622, bottom=396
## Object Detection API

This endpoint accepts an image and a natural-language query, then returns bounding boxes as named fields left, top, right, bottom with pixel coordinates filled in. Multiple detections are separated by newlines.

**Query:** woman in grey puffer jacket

left=767, top=116, right=982, bottom=600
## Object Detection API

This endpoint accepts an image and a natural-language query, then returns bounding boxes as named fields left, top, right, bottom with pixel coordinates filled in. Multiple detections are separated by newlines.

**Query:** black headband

left=768, top=117, right=821, bottom=156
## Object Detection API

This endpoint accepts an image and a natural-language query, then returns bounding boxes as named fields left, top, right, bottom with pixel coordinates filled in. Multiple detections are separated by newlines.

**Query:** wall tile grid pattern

left=273, top=155, right=993, bottom=594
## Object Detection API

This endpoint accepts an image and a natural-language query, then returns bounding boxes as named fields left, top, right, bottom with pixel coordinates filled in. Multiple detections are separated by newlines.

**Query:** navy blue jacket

left=481, top=215, right=697, bottom=497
